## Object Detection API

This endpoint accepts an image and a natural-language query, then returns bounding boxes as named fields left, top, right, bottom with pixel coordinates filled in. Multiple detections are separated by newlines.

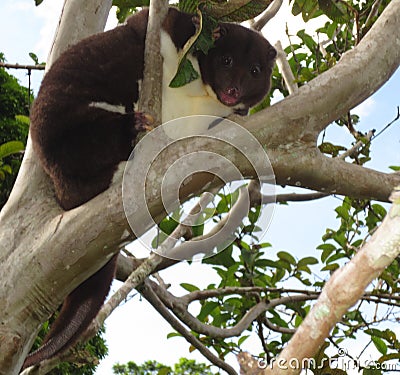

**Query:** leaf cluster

left=113, top=357, right=219, bottom=375
left=28, top=313, right=108, bottom=375
left=0, top=55, right=31, bottom=209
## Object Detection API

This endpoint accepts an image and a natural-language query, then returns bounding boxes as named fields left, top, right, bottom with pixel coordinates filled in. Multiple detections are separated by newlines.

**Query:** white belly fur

left=160, top=30, right=234, bottom=124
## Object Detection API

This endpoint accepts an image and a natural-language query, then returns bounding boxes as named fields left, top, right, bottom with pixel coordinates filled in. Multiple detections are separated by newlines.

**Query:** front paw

left=134, top=112, right=154, bottom=133
left=192, top=15, right=201, bottom=32
left=213, top=25, right=222, bottom=40
left=234, top=108, right=249, bottom=116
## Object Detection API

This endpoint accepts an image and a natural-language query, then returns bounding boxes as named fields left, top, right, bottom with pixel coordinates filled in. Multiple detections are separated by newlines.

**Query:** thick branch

left=242, top=1, right=400, bottom=143
left=1, top=2, right=400, bottom=374
left=0, top=1, right=113, bottom=373
left=252, top=0, right=284, bottom=31
left=140, top=280, right=238, bottom=375
left=148, top=279, right=317, bottom=339
left=261, top=188, right=400, bottom=375
left=137, top=0, right=168, bottom=122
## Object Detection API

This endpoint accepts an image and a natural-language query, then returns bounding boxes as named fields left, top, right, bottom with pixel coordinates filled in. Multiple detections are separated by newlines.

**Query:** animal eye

left=222, top=55, right=233, bottom=67
left=250, top=65, right=261, bottom=76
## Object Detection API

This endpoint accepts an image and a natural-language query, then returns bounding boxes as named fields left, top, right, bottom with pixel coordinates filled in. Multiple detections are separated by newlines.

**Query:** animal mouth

left=218, top=87, right=240, bottom=106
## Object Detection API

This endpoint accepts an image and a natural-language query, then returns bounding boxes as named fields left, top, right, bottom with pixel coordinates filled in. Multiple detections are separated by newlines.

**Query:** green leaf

left=1, top=165, right=12, bottom=175
left=192, top=14, right=218, bottom=55
left=318, top=142, right=347, bottom=157
left=363, top=368, right=382, bottom=375
left=0, top=141, right=24, bottom=160
left=238, top=335, right=250, bottom=346
left=179, top=0, right=200, bottom=14
left=297, top=29, right=318, bottom=52
left=15, top=115, right=30, bottom=125
left=297, top=256, right=318, bottom=268
left=113, top=0, right=150, bottom=23
left=203, top=245, right=235, bottom=268
left=365, top=328, right=396, bottom=342
left=255, top=259, right=280, bottom=269
left=158, top=367, right=170, bottom=375
left=166, top=332, right=181, bottom=339
left=321, top=263, right=339, bottom=272
left=277, top=251, right=296, bottom=265
left=169, top=55, right=200, bottom=88
left=292, top=0, right=321, bottom=21
left=159, top=216, right=179, bottom=235
left=35, top=0, right=44, bottom=6
left=198, top=301, right=219, bottom=321
left=210, top=0, right=274, bottom=23
left=180, top=283, right=200, bottom=292
left=192, top=222, right=204, bottom=237
left=318, top=0, right=351, bottom=22
left=29, top=52, right=39, bottom=65
left=378, top=352, right=400, bottom=363
left=169, top=9, right=203, bottom=88
left=371, top=336, right=387, bottom=355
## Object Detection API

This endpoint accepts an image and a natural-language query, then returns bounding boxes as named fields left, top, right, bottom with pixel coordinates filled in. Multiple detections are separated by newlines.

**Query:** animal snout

left=226, top=87, right=240, bottom=99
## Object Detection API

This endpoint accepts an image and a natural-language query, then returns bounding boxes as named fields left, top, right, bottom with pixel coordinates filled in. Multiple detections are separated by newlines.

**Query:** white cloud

left=260, top=3, right=329, bottom=47
left=354, top=97, right=376, bottom=118
left=32, top=0, right=64, bottom=61
left=10, top=0, right=33, bottom=12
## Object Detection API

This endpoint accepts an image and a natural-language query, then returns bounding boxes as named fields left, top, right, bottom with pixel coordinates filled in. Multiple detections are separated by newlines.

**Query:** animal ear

left=214, top=24, right=228, bottom=40
left=267, top=45, right=277, bottom=60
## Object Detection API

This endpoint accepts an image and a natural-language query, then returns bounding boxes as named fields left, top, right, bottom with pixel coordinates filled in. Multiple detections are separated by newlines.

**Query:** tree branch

left=0, top=63, right=45, bottom=70
left=1, top=2, right=400, bottom=373
left=137, top=0, right=168, bottom=123
left=252, top=0, right=284, bottom=31
left=274, top=41, right=298, bottom=95
left=148, top=279, right=317, bottom=339
left=261, top=188, right=400, bottom=375
left=140, top=279, right=238, bottom=375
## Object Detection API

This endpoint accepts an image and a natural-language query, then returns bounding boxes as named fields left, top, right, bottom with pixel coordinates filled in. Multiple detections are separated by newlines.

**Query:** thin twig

left=0, top=62, right=45, bottom=70
left=339, top=130, right=375, bottom=160
left=140, top=280, right=238, bottom=375
left=274, top=41, right=298, bottom=95
left=364, top=0, right=383, bottom=33
left=371, top=106, right=400, bottom=141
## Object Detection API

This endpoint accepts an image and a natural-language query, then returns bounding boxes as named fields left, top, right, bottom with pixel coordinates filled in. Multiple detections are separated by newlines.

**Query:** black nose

left=226, top=87, right=240, bottom=98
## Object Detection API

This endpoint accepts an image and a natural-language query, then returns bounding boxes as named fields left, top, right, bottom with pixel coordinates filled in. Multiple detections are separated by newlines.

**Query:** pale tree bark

left=0, top=0, right=113, bottom=374
left=258, top=189, right=400, bottom=375
left=0, top=1, right=399, bottom=375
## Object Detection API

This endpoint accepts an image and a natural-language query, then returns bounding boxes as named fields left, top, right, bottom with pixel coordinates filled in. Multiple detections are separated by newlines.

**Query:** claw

left=134, top=112, right=154, bottom=133
left=192, top=15, right=201, bottom=31
left=213, top=26, right=221, bottom=40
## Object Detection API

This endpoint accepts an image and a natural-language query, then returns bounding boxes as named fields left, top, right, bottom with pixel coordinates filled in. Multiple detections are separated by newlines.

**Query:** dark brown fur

left=24, top=8, right=276, bottom=370
left=24, top=8, right=195, bottom=370
left=198, top=24, right=276, bottom=111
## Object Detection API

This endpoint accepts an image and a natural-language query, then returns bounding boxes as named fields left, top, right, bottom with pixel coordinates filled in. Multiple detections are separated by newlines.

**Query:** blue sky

left=1, top=0, right=399, bottom=374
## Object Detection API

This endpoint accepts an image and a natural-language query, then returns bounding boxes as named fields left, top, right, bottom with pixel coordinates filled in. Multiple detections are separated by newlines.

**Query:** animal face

left=198, top=24, right=277, bottom=111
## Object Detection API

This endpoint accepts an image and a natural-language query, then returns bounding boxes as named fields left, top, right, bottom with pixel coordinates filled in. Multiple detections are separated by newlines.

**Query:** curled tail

left=22, top=254, right=118, bottom=370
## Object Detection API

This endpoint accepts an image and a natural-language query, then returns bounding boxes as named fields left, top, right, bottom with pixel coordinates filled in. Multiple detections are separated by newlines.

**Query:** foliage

left=0, top=53, right=31, bottom=209
left=112, top=0, right=273, bottom=87
left=0, top=53, right=109, bottom=373
left=21, top=1, right=399, bottom=374
left=29, top=313, right=108, bottom=374
left=149, top=1, right=399, bottom=374
left=113, top=358, right=219, bottom=375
